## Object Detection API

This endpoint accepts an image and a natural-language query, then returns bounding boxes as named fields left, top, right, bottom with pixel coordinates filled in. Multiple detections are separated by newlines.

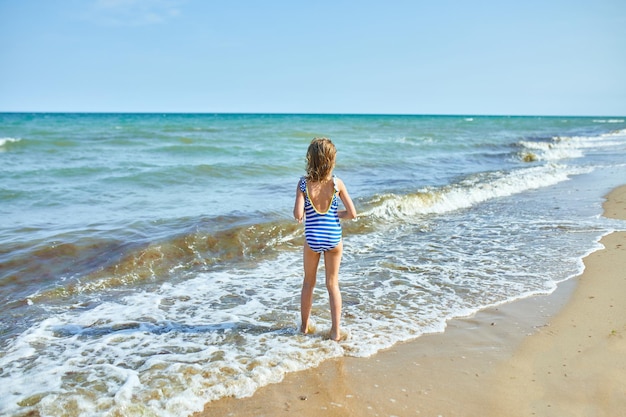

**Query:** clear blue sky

left=1, top=0, right=624, bottom=115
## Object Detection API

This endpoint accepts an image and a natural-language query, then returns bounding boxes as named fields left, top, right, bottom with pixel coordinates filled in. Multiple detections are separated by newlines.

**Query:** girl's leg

left=301, top=243, right=320, bottom=334
left=323, top=241, right=343, bottom=341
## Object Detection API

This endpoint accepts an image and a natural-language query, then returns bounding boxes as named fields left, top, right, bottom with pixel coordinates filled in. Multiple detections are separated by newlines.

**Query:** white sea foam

left=364, top=164, right=593, bottom=219
left=593, top=119, right=624, bottom=123
left=0, top=256, right=345, bottom=416
left=517, top=131, right=625, bottom=162
left=518, top=139, right=584, bottom=161
left=0, top=137, right=21, bottom=147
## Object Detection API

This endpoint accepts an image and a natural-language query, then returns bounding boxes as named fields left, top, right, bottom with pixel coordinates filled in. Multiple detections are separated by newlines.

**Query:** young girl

left=293, top=138, right=357, bottom=341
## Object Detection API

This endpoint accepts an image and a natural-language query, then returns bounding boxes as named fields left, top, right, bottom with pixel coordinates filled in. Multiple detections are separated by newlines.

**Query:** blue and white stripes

left=300, top=176, right=342, bottom=252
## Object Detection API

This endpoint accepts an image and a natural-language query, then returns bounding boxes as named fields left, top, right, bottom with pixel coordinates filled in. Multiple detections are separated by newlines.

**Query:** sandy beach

left=195, top=185, right=626, bottom=417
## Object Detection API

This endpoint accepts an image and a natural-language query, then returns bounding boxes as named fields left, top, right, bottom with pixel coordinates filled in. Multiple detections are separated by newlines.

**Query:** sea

left=1, top=113, right=626, bottom=417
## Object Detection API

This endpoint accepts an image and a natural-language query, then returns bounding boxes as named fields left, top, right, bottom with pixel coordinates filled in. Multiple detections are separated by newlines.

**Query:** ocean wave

left=516, top=130, right=626, bottom=162
left=517, top=138, right=584, bottom=161
left=606, top=128, right=626, bottom=136
left=0, top=137, right=22, bottom=148
left=17, top=220, right=303, bottom=306
left=362, top=164, right=593, bottom=219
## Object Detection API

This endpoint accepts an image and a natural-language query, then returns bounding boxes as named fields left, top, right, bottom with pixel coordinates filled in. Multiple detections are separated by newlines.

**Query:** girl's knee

left=302, top=278, right=316, bottom=291
left=325, top=278, right=339, bottom=292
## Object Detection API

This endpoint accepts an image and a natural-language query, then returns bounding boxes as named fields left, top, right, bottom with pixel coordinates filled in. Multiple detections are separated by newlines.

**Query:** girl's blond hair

left=306, top=137, right=336, bottom=182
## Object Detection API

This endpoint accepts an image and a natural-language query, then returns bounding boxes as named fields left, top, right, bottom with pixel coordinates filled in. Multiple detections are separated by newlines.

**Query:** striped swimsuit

left=300, top=176, right=342, bottom=253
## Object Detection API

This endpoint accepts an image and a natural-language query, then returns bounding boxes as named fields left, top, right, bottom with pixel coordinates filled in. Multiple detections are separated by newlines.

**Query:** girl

left=293, top=138, right=357, bottom=341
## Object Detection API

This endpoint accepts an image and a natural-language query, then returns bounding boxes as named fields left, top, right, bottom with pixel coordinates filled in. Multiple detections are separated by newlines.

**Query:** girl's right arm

left=293, top=181, right=305, bottom=223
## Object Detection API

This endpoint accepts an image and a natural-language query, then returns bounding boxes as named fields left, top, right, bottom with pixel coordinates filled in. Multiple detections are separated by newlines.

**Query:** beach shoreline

left=195, top=185, right=626, bottom=417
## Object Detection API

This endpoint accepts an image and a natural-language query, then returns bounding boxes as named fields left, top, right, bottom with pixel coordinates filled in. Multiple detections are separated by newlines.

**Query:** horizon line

left=1, top=111, right=625, bottom=118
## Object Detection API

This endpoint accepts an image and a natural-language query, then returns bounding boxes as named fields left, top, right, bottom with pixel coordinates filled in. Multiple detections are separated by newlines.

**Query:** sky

left=0, top=0, right=625, bottom=115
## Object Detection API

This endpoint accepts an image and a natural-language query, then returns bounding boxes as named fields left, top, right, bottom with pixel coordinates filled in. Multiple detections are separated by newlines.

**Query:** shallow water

left=1, top=113, right=626, bottom=416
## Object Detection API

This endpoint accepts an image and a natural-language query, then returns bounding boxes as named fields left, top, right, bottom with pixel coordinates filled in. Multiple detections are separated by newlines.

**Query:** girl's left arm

left=336, top=178, right=357, bottom=220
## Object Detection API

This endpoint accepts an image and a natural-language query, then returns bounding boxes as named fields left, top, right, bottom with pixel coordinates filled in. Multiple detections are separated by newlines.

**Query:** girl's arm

left=293, top=181, right=305, bottom=223
left=336, top=178, right=357, bottom=220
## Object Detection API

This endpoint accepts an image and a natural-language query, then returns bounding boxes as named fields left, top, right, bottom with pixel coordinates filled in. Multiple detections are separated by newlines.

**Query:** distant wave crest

left=0, top=137, right=22, bottom=148
left=593, top=119, right=625, bottom=123
left=516, top=130, right=626, bottom=163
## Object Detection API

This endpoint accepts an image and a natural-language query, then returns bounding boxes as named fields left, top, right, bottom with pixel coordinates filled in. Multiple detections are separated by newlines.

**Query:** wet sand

left=194, top=185, right=626, bottom=417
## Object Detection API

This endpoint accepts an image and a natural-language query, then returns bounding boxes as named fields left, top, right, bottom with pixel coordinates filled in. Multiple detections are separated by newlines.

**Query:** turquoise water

left=1, top=113, right=626, bottom=416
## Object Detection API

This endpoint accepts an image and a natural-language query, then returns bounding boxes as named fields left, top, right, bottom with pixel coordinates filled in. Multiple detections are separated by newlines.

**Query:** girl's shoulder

left=333, top=175, right=344, bottom=190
